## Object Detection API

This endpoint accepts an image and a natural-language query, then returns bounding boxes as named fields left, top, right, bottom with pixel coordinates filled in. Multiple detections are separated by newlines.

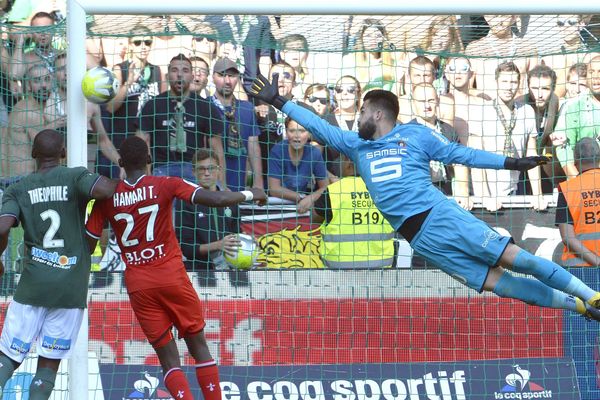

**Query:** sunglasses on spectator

left=334, top=85, right=357, bottom=95
left=557, top=18, right=579, bottom=27
left=446, top=63, right=470, bottom=73
left=132, top=39, right=152, bottom=47
left=194, top=36, right=217, bottom=43
left=307, top=96, right=328, bottom=105
left=272, top=71, right=293, bottom=81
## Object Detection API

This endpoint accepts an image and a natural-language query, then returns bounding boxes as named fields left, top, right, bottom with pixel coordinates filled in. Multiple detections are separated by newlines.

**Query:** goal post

left=69, top=0, right=600, bottom=15
left=62, top=1, right=600, bottom=399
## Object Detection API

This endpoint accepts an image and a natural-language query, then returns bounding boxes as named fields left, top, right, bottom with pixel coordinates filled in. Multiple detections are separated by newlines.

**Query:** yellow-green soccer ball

left=81, top=66, right=120, bottom=104
left=225, top=234, right=258, bottom=270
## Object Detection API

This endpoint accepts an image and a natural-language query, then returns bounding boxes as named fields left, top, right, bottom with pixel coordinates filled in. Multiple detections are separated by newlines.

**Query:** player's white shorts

left=0, top=301, right=84, bottom=363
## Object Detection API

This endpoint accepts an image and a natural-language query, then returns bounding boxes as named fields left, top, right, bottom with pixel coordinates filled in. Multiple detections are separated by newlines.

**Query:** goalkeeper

left=249, top=74, right=600, bottom=321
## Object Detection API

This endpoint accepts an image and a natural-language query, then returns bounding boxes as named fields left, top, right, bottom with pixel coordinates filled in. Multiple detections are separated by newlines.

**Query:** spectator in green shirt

left=551, top=54, right=600, bottom=179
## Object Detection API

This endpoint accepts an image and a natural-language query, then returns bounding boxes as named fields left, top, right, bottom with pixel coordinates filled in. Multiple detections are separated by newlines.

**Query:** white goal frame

left=65, top=0, right=600, bottom=398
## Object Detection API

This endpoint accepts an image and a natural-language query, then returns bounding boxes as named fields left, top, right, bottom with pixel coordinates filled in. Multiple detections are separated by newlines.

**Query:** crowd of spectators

left=1, top=8, right=600, bottom=269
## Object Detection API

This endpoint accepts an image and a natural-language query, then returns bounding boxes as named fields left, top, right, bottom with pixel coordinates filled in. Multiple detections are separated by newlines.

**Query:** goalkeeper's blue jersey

left=283, top=102, right=507, bottom=230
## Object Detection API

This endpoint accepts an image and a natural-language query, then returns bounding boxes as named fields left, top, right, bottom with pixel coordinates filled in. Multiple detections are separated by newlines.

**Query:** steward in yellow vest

left=312, top=156, right=396, bottom=268
left=556, top=137, right=600, bottom=267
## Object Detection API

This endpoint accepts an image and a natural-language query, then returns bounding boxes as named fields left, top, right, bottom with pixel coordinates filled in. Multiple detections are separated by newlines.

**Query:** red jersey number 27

left=114, top=204, right=159, bottom=246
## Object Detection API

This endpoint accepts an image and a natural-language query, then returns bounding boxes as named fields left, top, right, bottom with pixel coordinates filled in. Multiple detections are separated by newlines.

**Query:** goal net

left=0, top=6, right=598, bottom=400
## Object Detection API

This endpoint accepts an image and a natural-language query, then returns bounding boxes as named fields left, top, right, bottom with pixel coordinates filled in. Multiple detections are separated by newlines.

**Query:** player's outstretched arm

left=248, top=73, right=354, bottom=156
left=504, top=156, right=549, bottom=171
left=434, top=134, right=550, bottom=172
left=91, top=176, right=118, bottom=200
left=193, top=187, right=267, bottom=207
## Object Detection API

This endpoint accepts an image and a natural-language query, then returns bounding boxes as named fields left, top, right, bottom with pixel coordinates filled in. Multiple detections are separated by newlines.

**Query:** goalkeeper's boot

left=583, top=303, right=600, bottom=322
left=587, top=293, right=600, bottom=310
left=575, top=296, right=600, bottom=321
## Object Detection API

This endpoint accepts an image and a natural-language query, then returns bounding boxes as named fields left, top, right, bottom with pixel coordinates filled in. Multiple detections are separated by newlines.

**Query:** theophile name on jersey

left=28, top=185, right=68, bottom=204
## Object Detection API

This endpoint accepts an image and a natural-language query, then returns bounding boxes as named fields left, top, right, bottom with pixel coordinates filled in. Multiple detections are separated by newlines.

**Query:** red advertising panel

left=86, top=298, right=562, bottom=366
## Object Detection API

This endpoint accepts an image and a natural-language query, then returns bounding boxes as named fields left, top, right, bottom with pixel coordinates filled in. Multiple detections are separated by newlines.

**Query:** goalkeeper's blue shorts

left=410, top=200, right=511, bottom=292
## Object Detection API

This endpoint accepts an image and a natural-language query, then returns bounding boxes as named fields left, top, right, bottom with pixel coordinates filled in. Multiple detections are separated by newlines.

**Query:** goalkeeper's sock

left=195, top=359, right=222, bottom=400
left=0, top=353, right=17, bottom=393
left=512, top=249, right=596, bottom=301
left=493, top=271, right=579, bottom=311
left=164, top=368, right=193, bottom=400
left=28, top=367, right=56, bottom=400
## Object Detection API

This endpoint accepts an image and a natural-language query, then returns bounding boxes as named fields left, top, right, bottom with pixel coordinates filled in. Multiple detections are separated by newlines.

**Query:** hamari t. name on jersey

left=28, top=186, right=68, bottom=204
left=113, top=185, right=156, bottom=207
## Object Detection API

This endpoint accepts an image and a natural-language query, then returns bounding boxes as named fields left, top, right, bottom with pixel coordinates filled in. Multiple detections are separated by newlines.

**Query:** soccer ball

left=225, top=234, right=258, bottom=270
left=81, top=66, right=120, bottom=104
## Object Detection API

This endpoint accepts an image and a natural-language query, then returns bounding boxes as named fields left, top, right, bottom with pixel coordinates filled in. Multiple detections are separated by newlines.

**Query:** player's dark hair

left=33, top=129, right=64, bottom=158
left=119, top=136, right=149, bottom=170
left=363, top=89, right=399, bottom=121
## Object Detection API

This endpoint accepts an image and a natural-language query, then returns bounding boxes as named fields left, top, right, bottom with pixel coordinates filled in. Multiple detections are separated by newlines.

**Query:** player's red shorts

left=129, top=279, right=205, bottom=348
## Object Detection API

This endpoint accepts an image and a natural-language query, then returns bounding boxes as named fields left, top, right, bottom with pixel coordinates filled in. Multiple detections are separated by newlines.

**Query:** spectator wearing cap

left=209, top=57, right=263, bottom=191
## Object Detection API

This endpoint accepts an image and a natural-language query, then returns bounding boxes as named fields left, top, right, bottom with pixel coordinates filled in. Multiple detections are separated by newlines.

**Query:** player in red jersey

left=86, top=136, right=266, bottom=400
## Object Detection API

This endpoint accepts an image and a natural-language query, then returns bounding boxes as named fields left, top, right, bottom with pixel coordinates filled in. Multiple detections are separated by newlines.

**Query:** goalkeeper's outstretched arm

left=248, top=73, right=355, bottom=156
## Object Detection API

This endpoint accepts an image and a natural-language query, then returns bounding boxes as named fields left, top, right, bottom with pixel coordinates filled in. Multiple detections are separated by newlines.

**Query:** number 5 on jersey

left=370, top=157, right=402, bottom=182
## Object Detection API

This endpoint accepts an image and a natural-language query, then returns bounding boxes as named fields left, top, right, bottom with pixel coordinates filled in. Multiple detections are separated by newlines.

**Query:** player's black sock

left=0, top=353, right=17, bottom=394
left=28, top=367, right=56, bottom=400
